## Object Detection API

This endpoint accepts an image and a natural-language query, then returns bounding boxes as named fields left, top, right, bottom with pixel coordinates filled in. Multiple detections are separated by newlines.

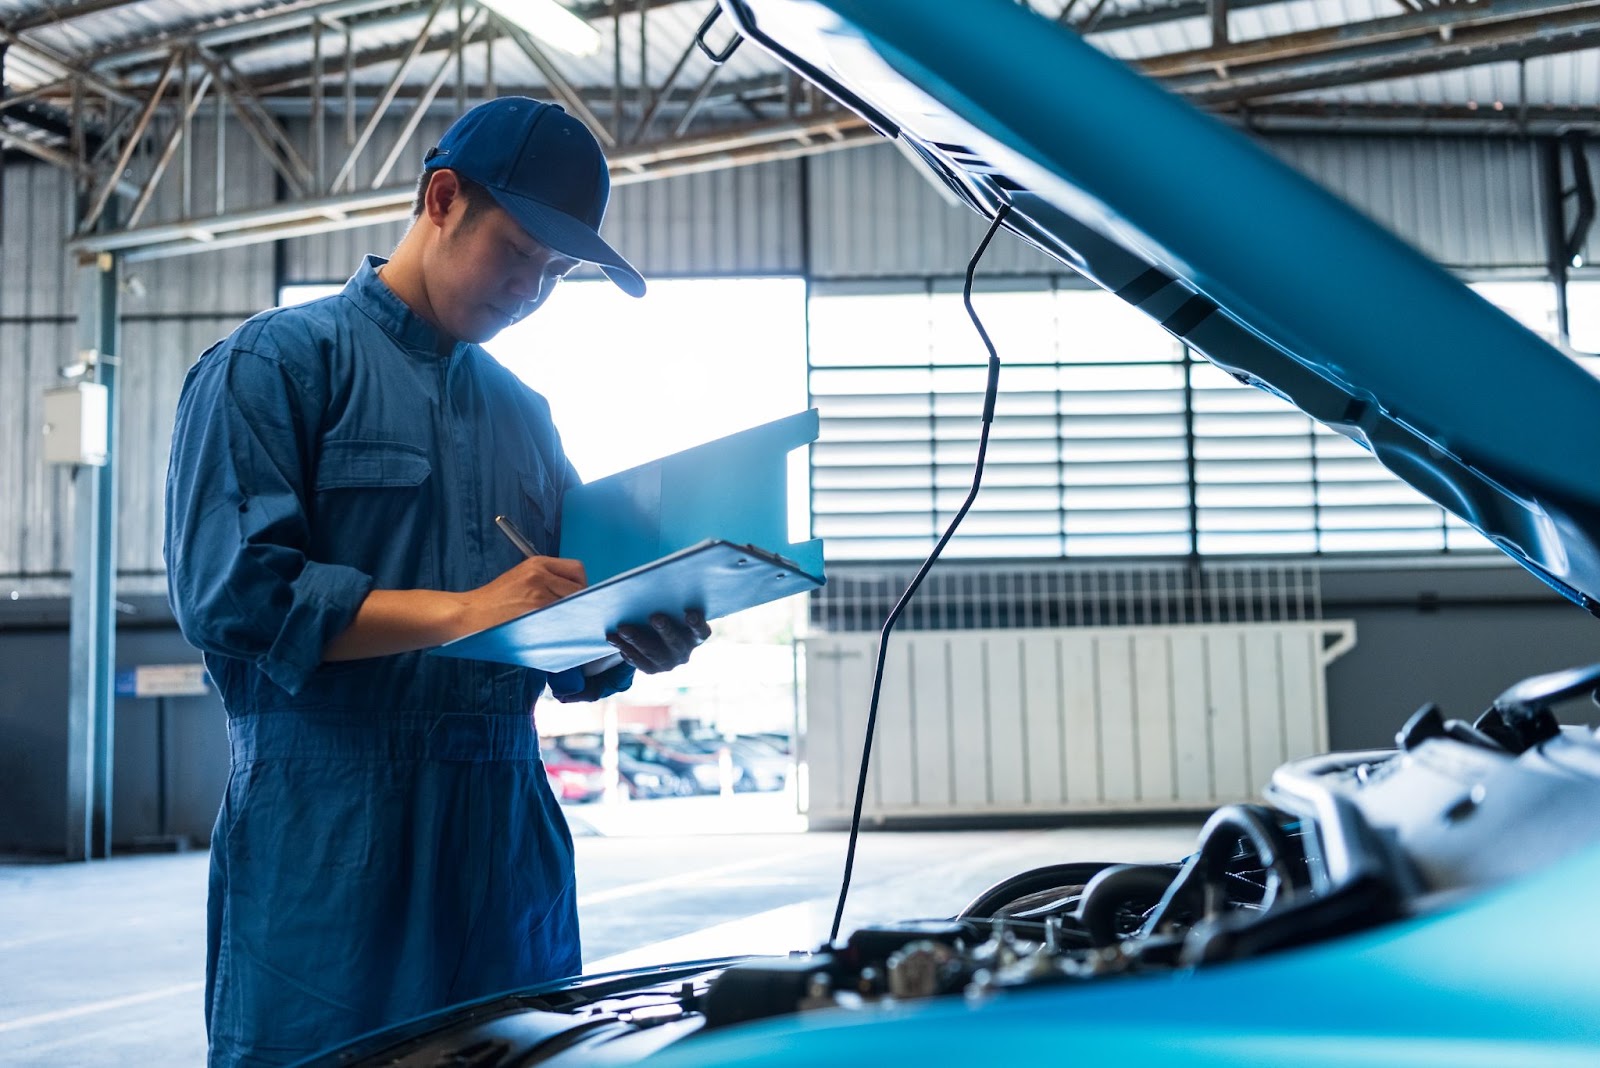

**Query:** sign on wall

left=113, top=664, right=210, bottom=699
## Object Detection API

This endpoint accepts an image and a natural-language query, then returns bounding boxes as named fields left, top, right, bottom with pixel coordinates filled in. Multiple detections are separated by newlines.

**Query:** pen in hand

left=494, top=514, right=540, bottom=559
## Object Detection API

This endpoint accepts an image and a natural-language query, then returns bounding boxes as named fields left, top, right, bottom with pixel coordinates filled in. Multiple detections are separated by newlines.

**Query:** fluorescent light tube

left=480, top=0, right=601, bottom=57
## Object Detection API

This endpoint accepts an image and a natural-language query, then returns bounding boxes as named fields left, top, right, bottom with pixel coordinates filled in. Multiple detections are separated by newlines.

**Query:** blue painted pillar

left=65, top=250, right=119, bottom=861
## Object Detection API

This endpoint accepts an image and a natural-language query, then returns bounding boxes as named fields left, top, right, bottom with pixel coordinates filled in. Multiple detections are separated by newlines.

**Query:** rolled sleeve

left=260, top=560, right=374, bottom=694
left=166, top=339, right=374, bottom=697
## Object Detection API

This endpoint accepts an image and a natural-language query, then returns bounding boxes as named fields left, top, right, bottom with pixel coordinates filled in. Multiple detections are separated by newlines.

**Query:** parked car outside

left=654, top=730, right=788, bottom=793
left=556, top=735, right=687, bottom=799
left=617, top=732, right=723, bottom=795
left=683, top=734, right=789, bottom=792
left=539, top=743, right=604, bottom=804
left=743, top=731, right=793, bottom=756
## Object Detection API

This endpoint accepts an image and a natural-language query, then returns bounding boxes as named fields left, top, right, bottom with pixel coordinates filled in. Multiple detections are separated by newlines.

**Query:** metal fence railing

left=809, top=561, right=1323, bottom=633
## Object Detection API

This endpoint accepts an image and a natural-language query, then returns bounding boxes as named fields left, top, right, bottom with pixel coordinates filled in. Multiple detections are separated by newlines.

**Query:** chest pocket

left=312, top=439, right=435, bottom=588
left=316, top=439, right=432, bottom=490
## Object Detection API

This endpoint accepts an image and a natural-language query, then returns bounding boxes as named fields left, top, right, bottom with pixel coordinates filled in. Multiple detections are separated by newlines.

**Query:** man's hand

left=467, top=555, right=587, bottom=632
left=607, top=609, right=712, bottom=674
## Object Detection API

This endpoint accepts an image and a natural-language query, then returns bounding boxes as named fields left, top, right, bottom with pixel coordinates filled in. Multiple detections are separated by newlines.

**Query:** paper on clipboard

left=431, top=410, right=824, bottom=673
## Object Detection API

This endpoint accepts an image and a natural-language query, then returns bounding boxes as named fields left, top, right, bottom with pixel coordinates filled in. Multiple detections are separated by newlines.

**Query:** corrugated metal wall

left=3, top=162, right=80, bottom=581
left=1264, top=135, right=1546, bottom=270
left=0, top=320, right=75, bottom=577
left=806, top=143, right=1062, bottom=278
left=0, top=114, right=277, bottom=587
left=0, top=125, right=1569, bottom=589
left=280, top=117, right=806, bottom=282
left=223, top=126, right=1559, bottom=284
left=1, top=160, right=76, bottom=318
left=603, top=161, right=805, bottom=277
left=807, top=137, right=1550, bottom=277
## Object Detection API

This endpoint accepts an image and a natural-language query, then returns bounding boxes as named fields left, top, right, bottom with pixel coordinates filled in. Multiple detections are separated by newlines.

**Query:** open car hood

left=723, top=0, right=1600, bottom=616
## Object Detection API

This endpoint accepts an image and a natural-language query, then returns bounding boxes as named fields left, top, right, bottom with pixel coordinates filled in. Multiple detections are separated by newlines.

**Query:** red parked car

left=540, top=743, right=604, bottom=804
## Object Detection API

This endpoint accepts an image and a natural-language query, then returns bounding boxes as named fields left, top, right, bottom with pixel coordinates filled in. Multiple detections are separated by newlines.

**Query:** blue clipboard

left=430, top=410, right=825, bottom=673
left=432, top=540, right=823, bottom=672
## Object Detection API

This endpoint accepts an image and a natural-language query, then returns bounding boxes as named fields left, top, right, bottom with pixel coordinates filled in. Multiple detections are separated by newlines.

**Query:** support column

left=1542, top=133, right=1596, bottom=347
left=1541, top=137, right=1572, bottom=345
left=65, top=250, right=120, bottom=861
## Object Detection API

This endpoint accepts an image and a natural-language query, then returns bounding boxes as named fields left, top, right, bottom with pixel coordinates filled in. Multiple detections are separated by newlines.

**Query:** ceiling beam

left=1235, top=100, right=1600, bottom=134
left=63, top=108, right=869, bottom=259
left=1154, top=0, right=1600, bottom=103
left=1148, top=0, right=1599, bottom=78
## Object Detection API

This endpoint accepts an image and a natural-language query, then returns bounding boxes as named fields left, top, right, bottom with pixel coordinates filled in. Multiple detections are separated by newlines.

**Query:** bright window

left=488, top=277, right=810, bottom=539
left=1564, top=279, right=1600, bottom=373
left=807, top=280, right=1518, bottom=561
left=278, top=277, right=812, bottom=541
left=279, top=283, right=342, bottom=305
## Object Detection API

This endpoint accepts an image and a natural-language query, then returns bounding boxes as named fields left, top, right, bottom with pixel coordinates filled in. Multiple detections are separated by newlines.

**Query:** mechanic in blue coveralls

left=164, top=98, right=711, bottom=1067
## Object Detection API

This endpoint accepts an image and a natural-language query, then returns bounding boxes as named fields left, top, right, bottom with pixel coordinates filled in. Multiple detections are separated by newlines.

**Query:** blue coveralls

left=164, top=255, right=633, bottom=1067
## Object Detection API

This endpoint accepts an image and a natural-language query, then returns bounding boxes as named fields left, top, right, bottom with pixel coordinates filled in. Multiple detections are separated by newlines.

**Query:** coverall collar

left=348, top=254, right=467, bottom=358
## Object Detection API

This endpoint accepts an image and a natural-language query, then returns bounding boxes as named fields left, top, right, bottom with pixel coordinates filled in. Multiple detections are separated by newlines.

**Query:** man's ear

left=423, top=169, right=463, bottom=228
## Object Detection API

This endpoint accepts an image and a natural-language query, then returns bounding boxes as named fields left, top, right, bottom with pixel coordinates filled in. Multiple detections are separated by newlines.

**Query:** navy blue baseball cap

left=424, top=97, right=645, bottom=297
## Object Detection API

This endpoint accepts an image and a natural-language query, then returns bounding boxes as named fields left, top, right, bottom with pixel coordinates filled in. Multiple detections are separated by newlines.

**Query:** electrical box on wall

left=43, top=382, right=110, bottom=467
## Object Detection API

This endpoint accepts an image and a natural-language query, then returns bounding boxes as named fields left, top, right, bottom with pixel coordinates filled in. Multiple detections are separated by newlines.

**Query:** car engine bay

left=310, top=663, right=1600, bottom=1068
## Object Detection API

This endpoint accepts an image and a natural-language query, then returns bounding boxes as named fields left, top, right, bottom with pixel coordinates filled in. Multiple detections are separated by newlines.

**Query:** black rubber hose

left=1140, top=805, right=1297, bottom=938
left=1075, top=864, right=1185, bottom=948
left=957, top=862, right=1115, bottom=920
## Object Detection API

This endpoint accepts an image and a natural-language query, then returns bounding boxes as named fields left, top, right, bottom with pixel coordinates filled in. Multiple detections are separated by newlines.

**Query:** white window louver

left=808, top=280, right=1507, bottom=561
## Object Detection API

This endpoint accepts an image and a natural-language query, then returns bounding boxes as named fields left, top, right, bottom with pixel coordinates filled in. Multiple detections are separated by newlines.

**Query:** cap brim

left=486, top=186, right=647, bottom=298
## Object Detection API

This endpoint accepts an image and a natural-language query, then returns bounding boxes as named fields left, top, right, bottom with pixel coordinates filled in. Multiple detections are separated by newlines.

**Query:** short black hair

left=411, top=168, right=492, bottom=223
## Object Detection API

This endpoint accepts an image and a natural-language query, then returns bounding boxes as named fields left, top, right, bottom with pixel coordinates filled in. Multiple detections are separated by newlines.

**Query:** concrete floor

left=0, top=798, right=1200, bottom=1066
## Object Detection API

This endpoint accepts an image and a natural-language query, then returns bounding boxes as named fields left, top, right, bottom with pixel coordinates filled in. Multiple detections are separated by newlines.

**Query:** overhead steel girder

left=229, top=72, right=792, bottom=119
left=79, top=0, right=699, bottom=76
left=72, top=0, right=1296, bottom=96
left=99, top=0, right=1600, bottom=112
left=1150, top=0, right=1600, bottom=103
left=0, top=127, right=138, bottom=194
left=80, top=50, right=180, bottom=232
left=327, top=0, right=450, bottom=190
left=64, top=111, right=869, bottom=260
left=1240, top=100, right=1600, bottom=135
left=80, top=0, right=428, bottom=72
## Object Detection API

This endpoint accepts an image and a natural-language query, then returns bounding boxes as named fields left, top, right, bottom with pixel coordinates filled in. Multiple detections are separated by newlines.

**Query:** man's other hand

left=607, top=609, right=712, bottom=674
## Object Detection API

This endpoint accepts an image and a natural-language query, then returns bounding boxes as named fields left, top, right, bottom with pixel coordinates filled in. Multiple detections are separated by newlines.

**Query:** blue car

left=304, top=2, right=1600, bottom=1064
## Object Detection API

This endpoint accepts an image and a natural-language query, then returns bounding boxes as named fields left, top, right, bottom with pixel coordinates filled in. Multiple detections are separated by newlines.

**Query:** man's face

left=424, top=187, right=581, bottom=344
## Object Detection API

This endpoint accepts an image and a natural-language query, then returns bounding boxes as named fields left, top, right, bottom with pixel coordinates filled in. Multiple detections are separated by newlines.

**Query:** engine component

left=885, top=940, right=960, bottom=998
left=701, top=954, right=836, bottom=1029
left=842, top=920, right=972, bottom=966
left=1075, top=865, right=1180, bottom=948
